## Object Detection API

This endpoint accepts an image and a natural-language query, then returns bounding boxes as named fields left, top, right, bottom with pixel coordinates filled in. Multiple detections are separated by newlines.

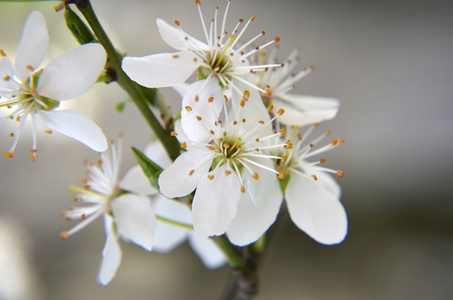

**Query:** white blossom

left=122, top=0, right=281, bottom=98
left=249, top=47, right=339, bottom=126
left=159, top=87, right=285, bottom=246
left=276, top=125, right=347, bottom=244
left=0, top=11, right=107, bottom=161
left=60, top=139, right=156, bottom=285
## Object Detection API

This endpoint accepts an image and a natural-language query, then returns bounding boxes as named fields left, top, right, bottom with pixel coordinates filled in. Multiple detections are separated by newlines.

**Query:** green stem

left=73, top=0, right=180, bottom=160
left=213, top=235, right=245, bottom=269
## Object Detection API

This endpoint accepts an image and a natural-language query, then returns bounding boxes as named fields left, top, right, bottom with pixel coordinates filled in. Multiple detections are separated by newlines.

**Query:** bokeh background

left=1, top=0, right=453, bottom=299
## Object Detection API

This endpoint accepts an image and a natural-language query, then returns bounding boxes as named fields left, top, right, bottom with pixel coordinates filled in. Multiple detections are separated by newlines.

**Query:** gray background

left=1, top=0, right=453, bottom=299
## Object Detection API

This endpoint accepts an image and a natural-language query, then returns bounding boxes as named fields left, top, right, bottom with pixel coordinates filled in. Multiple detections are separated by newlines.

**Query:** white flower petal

left=122, top=50, right=199, bottom=88
left=36, top=109, right=107, bottom=152
left=111, top=194, right=156, bottom=251
left=181, top=78, right=224, bottom=142
left=285, top=171, right=347, bottom=245
left=192, top=165, right=242, bottom=237
left=188, top=233, right=227, bottom=269
left=152, top=197, right=192, bottom=252
left=0, top=58, right=18, bottom=92
left=226, top=188, right=282, bottom=246
left=315, top=172, right=342, bottom=199
left=119, top=165, right=157, bottom=196
left=273, top=95, right=339, bottom=126
left=153, top=222, right=187, bottom=253
left=156, top=18, right=209, bottom=51
left=158, top=148, right=214, bottom=198
left=15, top=11, right=48, bottom=82
left=244, top=157, right=280, bottom=207
left=98, top=214, right=122, bottom=285
left=143, top=141, right=172, bottom=169
left=37, top=43, right=106, bottom=101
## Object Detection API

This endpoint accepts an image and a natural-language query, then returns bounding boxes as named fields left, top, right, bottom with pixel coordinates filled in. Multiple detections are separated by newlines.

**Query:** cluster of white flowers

left=1, top=1, right=348, bottom=286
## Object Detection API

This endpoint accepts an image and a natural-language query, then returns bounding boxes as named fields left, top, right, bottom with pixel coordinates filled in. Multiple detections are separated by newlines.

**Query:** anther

left=320, top=158, right=326, bottom=163
left=264, top=89, right=272, bottom=97
left=339, top=138, right=345, bottom=144
left=175, top=20, right=180, bottom=26
left=242, top=118, right=246, bottom=123
left=0, top=49, right=5, bottom=56
left=224, top=95, right=228, bottom=102
left=240, top=99, right=246, bottom=107
left=268, top=104, right=274, bottom=112
left=258, top=120, right=264, bottom=124
left=195, top=95, right=199, bottom=102
left=26, top=65, right=34, bottom=72
left=274, top=36, right=280, bottom=43
left=210, top=130, right=215, bottom=135
left=277, top=108, right=285, bottom=115
left=185, top=106, right=192, bottom=112
left=60, top=231, right=69, bottom=240
left=196, top=116, right=202, bottom=121
left=278, top=172, right=286, bottom=179
left=207, top=175, right=214, bottom=180
left=208, top=97, right=214, bottom=103
left=3, top=75, right=10, bottom=81
left=281, top=154, right=287, bottom=162
left=29, top=155, right=35, bottom=162
left=337, top=170, right=344, bottom=177
left=189, top=170, right=195, bottom=176
left=172, top=54, right=180, bottom=58
left=181, top=142, right=187, bottom=149
left=8, top=133, right=13, bottom=137
left=251, top=15, right=256, bottom=21
left=233, top=121, right=238, bottom=125
left=243, top=90, right=250, bottom=99
left=170, top=131, right=178, bottom=136
left=311, top=175, right=318, bottom=181
left=285, top=141, right=293, bottom=149
left=326, top=129, right=331, bottom=136
left=279, top=129, right=286, bottom=136
left=252, top=173, right=259, bottom=180
left=4, top=151, right=13, bottom=159
left=44, top=130, right=52, bottom=134
left=225, top=170, right=232, bottom=176
left=208, top=146, right=215, bottom=151
left=331, top=140, right=338, bottom=146
left=256, top=138, right=260, bottom=142
left=240, top=186, right=246, bottom=193
left=196, top=0, right=201, bottom=5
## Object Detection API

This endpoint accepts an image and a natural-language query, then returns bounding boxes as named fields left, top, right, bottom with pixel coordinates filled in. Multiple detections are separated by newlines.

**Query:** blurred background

left=1, top=0, right=453, bottom=299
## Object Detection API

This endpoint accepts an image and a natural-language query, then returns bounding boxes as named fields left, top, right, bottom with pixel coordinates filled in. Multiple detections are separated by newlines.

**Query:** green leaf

left=64, top=4, right=96, bottom=45
left=131, top=147, right=163, bottom=190
left=115, top=99, right=131, bottom=113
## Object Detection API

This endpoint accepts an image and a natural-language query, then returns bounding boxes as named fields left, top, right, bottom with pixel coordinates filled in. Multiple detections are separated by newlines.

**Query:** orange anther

left=60, top=231, right=69, bottom=240
left=175, top=20, right=180, bottom=26
left=172, top=54, right=180, bottom=58
left=207, top=175, right=214, bottom=180
left=337, top=170, right=344, bottom=177
left=252, top=173, right=259, bottom=180
left=225, top=170, right=232, bottom=176
left=170, top=131, right=178, bottom=136
left=208, top=96, right=214, bottom=103
left=185, top=106, right=192, bottom=112
left=240, top=100, right=246, bottom=107
left=339, top=138, right=345, bottom=144
left=4, top=151, right=13, bottom=158
left=311, top=175, right=318, bottom=181
left=189, top=170, right=195, bottom=176
left=320, top=158, right=326, bottom=163
left=196, top=116, right=202, bottom=121
left=181, top=142, right=187, bottom=149
left=278, top=172, right=285, bottom=179
left=240, top=186, right=246, bottom=193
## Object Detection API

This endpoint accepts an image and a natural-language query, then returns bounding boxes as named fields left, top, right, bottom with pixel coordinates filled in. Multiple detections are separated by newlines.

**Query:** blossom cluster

left=1, top=1, right=347, bottom=286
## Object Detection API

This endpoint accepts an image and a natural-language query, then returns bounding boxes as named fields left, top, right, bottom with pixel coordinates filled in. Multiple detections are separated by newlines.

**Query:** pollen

left=240, top=186, right=246, bottom=193
left=4, top=151, right=13, bottom=159
left=185, top=106, right=192, bottom=112
left=337, top=170, right=344, bottom=177
left=208, top=96, right=214, bottom=102
left=189, top=170, right=195, bottom=176
left=278, top=172, right=286, bottom=179
left=170, top=131, right=178, bottom=136
left=252, top=172, right=259, bottom=180
left=225, top=170, right=232, bottom=176
left=60, top=231, right=69, bottom=240
left=207, top=174, right=214, bottom=180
